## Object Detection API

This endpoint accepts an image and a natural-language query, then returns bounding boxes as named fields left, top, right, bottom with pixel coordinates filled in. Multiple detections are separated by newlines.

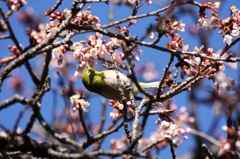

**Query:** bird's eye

left=87, top=70, right=91, bottom=75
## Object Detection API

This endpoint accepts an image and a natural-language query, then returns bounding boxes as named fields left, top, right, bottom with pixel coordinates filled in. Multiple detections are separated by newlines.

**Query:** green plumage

left=82, top=67, right=104, bottom=93
left=82, top=65, right=159, bottom=101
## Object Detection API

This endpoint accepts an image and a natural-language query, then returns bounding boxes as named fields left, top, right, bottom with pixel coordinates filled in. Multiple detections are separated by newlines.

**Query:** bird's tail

left=139, top=81, right=160, bottom=89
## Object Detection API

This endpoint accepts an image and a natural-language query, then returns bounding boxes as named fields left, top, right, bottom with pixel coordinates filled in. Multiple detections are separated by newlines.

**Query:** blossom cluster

left=46, top=8, right=143, bottom=75
left=153, top=120, right=190, bottom=148
left=71, top=22, right=142, bottom=78
left=46, top=8, right=114, bottom=73
left=26, top=24, right=46, bottom=46
left=183, top=47, right=224, bottom=78
left=109, top=100, right=133, bottom=119
left=52, top=44, right=70, bottom=65
left=137, top=120, right=190, bottom=152
left=149, top=104, right=191, bottom=148
left=197, top=3, right=240, bottom=45
left=110, top=135, right=129, bottom=150
left=154, top=17, right=186, bottom=51
left=70, top=92, right=90, bottom=112
left=113, top=20, right=143, bottom=61
left=175, top=106, right=195, bottom=124
left=7, top=24, right=46, bottom=57
left=167, top=46, right=236, bottom=94
left=8, top=45, right=22, bottom=56
left=220, top=125, right=240, bottom=153
left=46, top=7, right=100, bottom=35
left=6, top=0, right=27, bottom=11
left=73, top=32, right=123, bottom=78
left=46, top=7, right=101, bottom=66
left=128, top=0, right=152, bottom=6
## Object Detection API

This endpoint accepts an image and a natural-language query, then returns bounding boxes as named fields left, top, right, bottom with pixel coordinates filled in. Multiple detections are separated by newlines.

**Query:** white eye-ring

left=87, top=70, right=91, bottom=75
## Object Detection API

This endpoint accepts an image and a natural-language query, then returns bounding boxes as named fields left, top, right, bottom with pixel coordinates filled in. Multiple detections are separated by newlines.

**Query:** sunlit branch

left=141, top=137, right=166, bottom=153
left=45, top=0, right=63, bottom=16
left=78, top=104, right=92, bottom=144
left=0, top=94, right=28, bottom=111
left=92, top=97, right=107, bottom=151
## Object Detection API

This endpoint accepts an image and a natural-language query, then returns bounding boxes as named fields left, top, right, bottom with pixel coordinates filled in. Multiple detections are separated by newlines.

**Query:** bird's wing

left=139, top=81, right=159, bottom=89
left=100, top=70, right=130, bottom=100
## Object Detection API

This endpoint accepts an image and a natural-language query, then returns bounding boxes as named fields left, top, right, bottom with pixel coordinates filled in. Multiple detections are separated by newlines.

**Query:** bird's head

left=82, top=63, right=103, bottom=93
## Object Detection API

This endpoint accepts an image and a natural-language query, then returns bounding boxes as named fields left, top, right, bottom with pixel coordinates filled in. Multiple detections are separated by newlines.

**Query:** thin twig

left=141, top=137, right=166, bottom=153
left=0, top=35, right=10, bottom=40
left=220, top=37, right=240, bottom=56
left=0, top=9, right=23, bottom=53
left=131, top=0, right=142, bottom=16
left=156, top=54, right=174, bottom=99
left=12, top=107, right=29, bottom=134
left=156, top=64, right=211, bottom=103
left=83, top=120, right=124, bottom=149
left=0, top=8, right=41, bottom=86
left=83, top=108, right=174, bottom=150
left=92, top=97, right=107, bottom=151
left=101, top=0, right=177, bottom=28
left=189, top=127, right=222, bottom=148
left=108, top=0, right=115, bottom=32
left=169, top=139, right=176, bottom=159
left=36, top=108, right=83, bottom=150
left=202, top=144, right=215, bottom=159
left=45, top=0, right=63, bottom=16
left=0, top=3, right=80, bottom=90
left=0, top=94, right=28, bottom=111
left=78, top=105, right=92, bottom=142
left=109, top=51, right=132, bottom=141
left=71, top=25, right=240, bottom=64
left=75, top=0, right=110, bottom=3
left=24, top=62, right=40, bottom=86
left=23, top=51, right=52, bottom=134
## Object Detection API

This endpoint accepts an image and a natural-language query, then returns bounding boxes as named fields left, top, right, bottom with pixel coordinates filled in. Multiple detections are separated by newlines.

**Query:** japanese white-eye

left=82, top=64, right=159, bottom=101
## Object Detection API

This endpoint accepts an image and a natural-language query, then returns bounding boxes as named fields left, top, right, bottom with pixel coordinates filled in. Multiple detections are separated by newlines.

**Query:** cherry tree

left=0, top=0, right=239, bottom=159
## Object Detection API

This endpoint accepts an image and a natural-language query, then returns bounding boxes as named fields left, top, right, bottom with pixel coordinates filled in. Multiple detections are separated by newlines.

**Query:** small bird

left=82, top=64, right=160, bottom=101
